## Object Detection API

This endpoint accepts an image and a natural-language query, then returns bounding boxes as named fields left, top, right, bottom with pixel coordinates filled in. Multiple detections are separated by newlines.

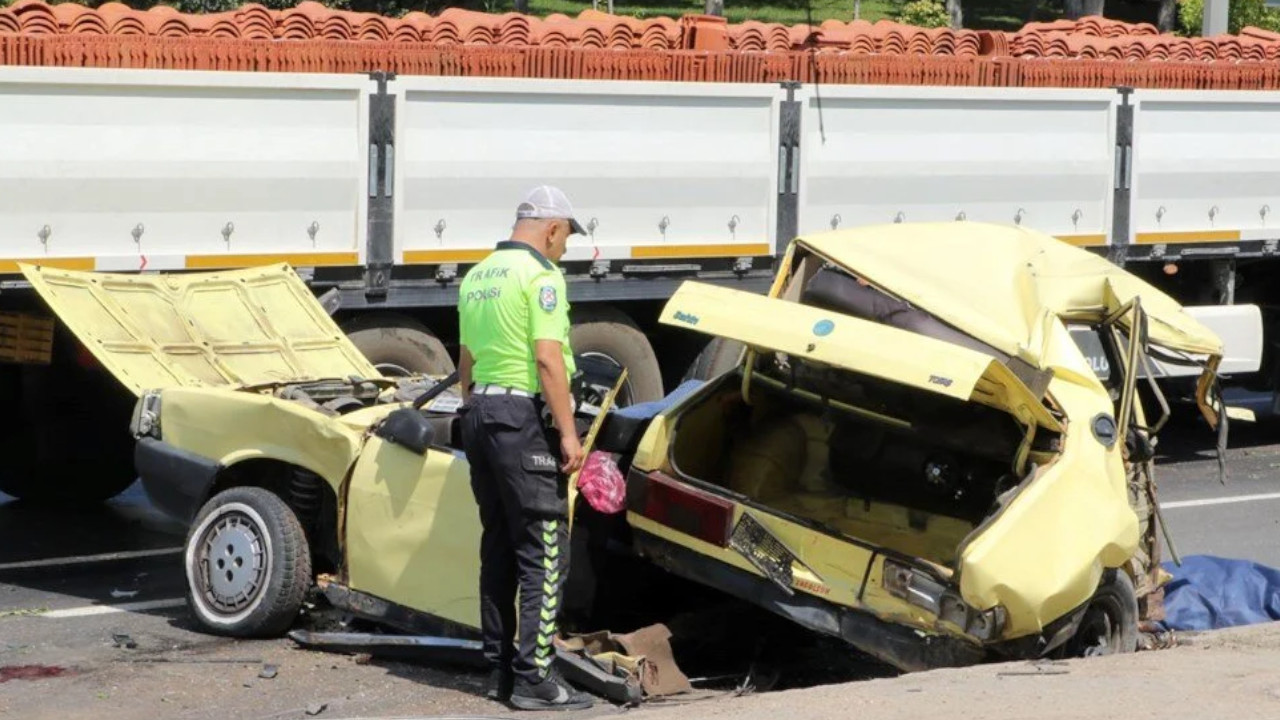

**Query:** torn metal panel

left=318, top=577, right=480, bottom=643
left=287, top=627, right=646, bottom=705
left=286, top=630, right=485, bottom=668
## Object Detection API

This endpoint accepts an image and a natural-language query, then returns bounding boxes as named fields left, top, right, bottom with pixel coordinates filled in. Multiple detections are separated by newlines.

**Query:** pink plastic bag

left=576, top=451, right=626, bottom=514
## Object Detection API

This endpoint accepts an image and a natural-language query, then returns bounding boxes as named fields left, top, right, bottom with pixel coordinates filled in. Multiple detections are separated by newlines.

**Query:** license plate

left=728, top=512, right=800, bottom=594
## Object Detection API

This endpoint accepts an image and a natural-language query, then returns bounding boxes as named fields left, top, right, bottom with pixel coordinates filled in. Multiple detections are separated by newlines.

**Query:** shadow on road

left=0, top=480, right=185, bottom=563
left=1154, top=412, right=1280, bottom=465
left=0, top=480, right=188, bottom=616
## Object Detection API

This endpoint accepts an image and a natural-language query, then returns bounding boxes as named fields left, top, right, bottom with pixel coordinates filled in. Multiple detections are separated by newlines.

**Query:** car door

left=342, top=372, right=631, bottom=632
left=343, top=428, right=484, bottom=631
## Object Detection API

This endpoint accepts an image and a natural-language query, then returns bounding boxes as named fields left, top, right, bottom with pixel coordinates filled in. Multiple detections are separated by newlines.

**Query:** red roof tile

left=7, top=2, right=1280, bottom=90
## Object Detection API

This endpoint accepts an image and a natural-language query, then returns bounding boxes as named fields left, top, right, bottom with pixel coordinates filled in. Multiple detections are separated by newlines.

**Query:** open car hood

left=793, top=223, right=1224, bottom=371
left=660, top=281, right=1062, bottom=433
left=20, top=263, right=380, bottom=396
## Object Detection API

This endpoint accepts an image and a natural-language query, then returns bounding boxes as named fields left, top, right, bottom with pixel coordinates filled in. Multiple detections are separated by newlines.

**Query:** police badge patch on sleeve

left=538, top=285, right=557, bottom=312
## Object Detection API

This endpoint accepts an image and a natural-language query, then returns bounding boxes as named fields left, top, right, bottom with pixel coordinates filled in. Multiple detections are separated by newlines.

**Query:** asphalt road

left=1, top=413, right=1278, bottom=718
left=1153, top=415, right=1280, bottom=569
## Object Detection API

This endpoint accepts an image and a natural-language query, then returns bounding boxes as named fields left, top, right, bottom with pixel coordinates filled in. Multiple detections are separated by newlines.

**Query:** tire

left=184, top=486, right=312, bottom=638
left=1060, top=569, right=1139, bottom=658
left=0, top=330, right=136, bottom=503
left=682, top=337, right=745, bottom=382
left=569, top=308, right=663, bottom=407
left=343, top=314, right=455, bottom=378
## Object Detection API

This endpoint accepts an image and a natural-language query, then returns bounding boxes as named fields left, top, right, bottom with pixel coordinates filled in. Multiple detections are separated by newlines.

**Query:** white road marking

left=0, top=547, right=182, bottom=572
left=1161, top=492, right=1280, bottom=510
left=41, top=598, right=186, bottom=619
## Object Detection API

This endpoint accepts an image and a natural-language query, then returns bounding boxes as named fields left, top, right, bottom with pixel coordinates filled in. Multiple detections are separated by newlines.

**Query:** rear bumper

left=135, top=437, right=222, bottom=524
left=631, top=529, right=987, bottom=673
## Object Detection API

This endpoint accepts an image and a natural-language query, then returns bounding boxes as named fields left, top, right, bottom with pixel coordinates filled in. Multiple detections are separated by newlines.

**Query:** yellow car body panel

left=343, top=437, right=482, bottom=628
left=957, top=377, right=1134, bottom=637
left=953, top=316, right=1136, bottom=637
left=18, top=262, right=379, bottom=396
left=155, top=386, right=365, bottom=494
left=795, top=223, right=1223, bottom=364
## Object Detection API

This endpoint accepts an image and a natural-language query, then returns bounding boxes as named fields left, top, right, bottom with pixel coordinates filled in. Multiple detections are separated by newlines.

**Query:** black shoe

left=486, top=667, right=514, bottom=702
left=508, top=675, right=594, bottom=711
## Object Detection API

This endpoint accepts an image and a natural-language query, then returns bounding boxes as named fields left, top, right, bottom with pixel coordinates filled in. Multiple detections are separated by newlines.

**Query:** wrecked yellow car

left=616, top=221, right=1228, bottom=671
left=17, top=220, right=1227, bottom=682
left=18, top=259, right=664, bottom=700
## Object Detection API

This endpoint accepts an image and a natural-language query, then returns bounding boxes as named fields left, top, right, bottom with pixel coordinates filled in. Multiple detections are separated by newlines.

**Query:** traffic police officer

left=457, top=186, right=592, bottom=711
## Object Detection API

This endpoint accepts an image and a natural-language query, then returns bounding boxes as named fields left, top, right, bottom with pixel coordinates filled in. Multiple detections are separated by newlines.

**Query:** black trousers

left=460, top=393, right=570, bottom=684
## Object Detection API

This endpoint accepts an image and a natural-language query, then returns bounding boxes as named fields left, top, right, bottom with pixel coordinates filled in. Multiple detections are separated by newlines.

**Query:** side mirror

left=375, top=407, right=436, bottom=455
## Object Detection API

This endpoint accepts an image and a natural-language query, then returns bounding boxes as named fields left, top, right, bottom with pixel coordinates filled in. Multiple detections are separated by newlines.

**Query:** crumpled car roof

left=798, top=222, right=1224, bottom=371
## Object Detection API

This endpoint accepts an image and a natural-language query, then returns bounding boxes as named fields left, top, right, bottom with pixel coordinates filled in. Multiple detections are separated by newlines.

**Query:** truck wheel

left=683, top=337, right=745, bottom=382
left=343, top=314, right=455, bottom=378
left=570, top=309, right=663, bottom=406
left=1060, top=569, right=1139, bottom=658
left=0, top=337, right=136, bottom=504
left=185, top=486, right=312, bottom=638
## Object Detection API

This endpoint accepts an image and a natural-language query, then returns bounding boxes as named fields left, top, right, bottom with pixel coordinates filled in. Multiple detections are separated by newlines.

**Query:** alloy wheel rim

left=196, top=511, right=268, bottom=614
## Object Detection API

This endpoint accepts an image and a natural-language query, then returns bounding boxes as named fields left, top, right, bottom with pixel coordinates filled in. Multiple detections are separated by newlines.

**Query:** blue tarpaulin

left=1158, top=555, right=1280, bottom=631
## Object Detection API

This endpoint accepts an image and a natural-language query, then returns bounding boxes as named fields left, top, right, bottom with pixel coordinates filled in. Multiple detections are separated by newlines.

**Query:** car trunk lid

left=659, top=281, right=1062, bottom=433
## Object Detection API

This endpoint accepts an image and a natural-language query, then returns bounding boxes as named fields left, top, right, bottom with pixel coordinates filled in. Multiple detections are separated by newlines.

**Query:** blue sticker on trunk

left=813, top=319, right=835, bottom=337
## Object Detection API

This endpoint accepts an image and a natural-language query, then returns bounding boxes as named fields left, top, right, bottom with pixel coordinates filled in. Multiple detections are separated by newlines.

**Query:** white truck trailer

left=0, top=66, right=1266, bottom=501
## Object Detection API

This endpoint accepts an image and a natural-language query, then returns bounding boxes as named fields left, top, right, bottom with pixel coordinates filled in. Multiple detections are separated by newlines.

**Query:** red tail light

left=627, top=471, right=735, bottom=547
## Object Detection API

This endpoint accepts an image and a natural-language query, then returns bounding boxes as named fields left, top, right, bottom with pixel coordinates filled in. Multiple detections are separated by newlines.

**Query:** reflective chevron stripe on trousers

left=460, top=393, right=571, bottom=685
left=534, top=518, right=563, bottom=675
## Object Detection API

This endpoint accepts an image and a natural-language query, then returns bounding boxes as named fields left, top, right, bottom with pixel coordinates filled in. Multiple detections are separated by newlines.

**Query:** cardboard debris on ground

left=558, top=623, right=692, bottom=699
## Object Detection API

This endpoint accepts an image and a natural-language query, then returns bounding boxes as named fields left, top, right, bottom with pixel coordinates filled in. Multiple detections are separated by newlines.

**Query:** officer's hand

left=560, top=434, right=585, bottom=475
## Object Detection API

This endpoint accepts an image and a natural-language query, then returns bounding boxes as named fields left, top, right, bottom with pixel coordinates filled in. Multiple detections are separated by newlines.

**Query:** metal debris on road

left=997, top=661, right=1071, bottom=677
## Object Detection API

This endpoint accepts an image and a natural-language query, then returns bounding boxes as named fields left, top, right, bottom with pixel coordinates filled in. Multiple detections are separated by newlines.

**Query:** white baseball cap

left=516, top=185, right=586, bottom=236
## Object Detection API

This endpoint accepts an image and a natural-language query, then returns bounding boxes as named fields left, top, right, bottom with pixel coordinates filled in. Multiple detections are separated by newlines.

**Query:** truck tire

left=0, top=334, right=136, bottom=504
left=683, top=337, right=745, bottom=382
left=343, top=314, right=455, bottom=378
left=570, top=308, right=663, bottom=407
left=184, top=486, right=312, bottom=638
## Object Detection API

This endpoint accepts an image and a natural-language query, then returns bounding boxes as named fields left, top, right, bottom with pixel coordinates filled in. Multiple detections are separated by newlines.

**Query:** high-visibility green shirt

left=458, top=241, right=575, bottom=394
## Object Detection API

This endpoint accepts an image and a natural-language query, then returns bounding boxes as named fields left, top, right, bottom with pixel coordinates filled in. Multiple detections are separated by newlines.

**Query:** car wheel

left=184, top=487, right=312, bottom=638
left=1061, top=569, right=1139, bottom=658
